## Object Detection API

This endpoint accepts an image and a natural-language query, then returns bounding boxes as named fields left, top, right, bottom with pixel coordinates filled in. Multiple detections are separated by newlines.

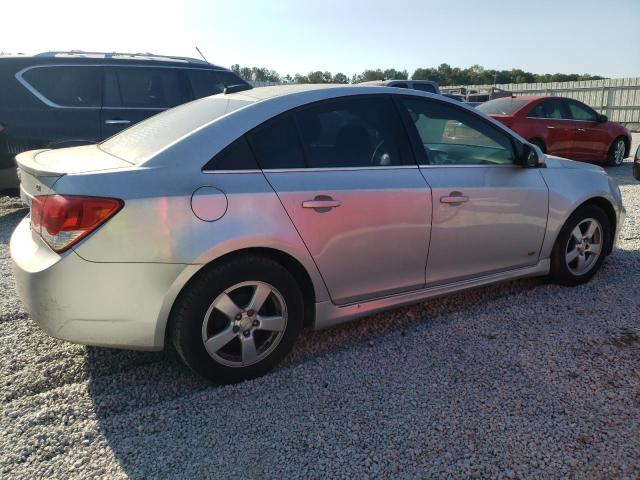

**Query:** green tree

left=332, top=72, right=349, bottom=84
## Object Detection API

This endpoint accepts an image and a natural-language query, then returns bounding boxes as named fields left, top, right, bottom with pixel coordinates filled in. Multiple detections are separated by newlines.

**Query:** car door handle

left=547, top=126, right=555, bottom=129
left=440, top=192, right=469, bottom=205
left=577, top=128, right=586, bottom=132
left=104, top=119, right=131, bottom=125
left=302, top=196, right=341, bottom=212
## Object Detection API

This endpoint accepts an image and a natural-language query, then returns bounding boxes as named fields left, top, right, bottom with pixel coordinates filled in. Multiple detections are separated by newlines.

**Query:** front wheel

left=169, top=255, right=304, bottom=384
left=550, top=205, right=610, bottom=286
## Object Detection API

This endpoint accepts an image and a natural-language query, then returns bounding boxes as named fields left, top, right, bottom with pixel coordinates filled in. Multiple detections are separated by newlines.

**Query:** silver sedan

left=10, top=85, right=625, bottom=383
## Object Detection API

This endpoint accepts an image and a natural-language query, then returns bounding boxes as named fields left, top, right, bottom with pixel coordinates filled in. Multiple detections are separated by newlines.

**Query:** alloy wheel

left=565, top=218, right=603, bottom=276
left=201, top=281, right=287, bottom=367
left=613, top=139, right=625, bottom=165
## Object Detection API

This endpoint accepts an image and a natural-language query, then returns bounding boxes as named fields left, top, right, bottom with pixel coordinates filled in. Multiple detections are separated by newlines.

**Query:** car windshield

left=477, top=98, right=530, bottom=115
left=99, top=96, right=253, bottom=164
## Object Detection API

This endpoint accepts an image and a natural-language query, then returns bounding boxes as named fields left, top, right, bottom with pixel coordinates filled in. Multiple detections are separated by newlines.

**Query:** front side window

left=187, top=69, right=247, bottom=99
left=527, top=99, right=570, bottom=119
left=22, top=66, right=101, bottom=107
left=401, top=97, right=516, bottom=166
left=108, top=67, right=190, bottom=108
left=295, top=96, right=411, bottom=168
left=566, top=100, right=597, bottom=121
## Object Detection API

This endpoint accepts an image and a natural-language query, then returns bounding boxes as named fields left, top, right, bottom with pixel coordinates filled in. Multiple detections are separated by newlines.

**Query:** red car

left=477, top=96, right=631, bottom=166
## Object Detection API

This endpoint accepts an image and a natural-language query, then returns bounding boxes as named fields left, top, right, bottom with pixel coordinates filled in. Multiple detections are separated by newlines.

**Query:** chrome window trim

left=418, top=164, right=520, bottom=169
left=526, top=116, right=597, bottom=123
left=15, top=64, right=234, bottom=110
left=203, top=165, right=420, bottom=174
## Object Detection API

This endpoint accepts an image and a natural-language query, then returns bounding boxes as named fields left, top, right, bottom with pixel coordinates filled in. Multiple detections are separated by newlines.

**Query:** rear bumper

left=10, top=217, right=189, bottom=350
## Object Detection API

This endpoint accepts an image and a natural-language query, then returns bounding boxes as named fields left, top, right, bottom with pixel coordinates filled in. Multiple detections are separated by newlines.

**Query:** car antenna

left=195, top=46, right=209, bottom=64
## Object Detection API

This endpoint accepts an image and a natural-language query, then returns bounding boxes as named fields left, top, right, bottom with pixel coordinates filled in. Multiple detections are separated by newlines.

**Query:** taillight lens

left=30, top=195, right=123, bottom=253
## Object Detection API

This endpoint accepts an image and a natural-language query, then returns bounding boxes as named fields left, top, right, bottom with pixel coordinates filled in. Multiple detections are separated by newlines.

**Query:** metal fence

left=444, top=78, right=640, bottom=125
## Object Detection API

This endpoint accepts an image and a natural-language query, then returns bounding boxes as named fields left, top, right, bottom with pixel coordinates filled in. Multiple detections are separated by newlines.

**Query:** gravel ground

left=1, top=141, right=639, bottom=479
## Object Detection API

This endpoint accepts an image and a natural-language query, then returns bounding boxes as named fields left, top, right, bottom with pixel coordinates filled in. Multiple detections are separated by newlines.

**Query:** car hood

left=543, top=155, right=605, bottom=173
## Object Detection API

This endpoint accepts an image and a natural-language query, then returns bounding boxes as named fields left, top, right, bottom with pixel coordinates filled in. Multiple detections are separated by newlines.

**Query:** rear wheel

left=606, top=137, right=626, bottom=166
left=170, top=255, right=304, bottom=384
left=550, top=205, right=610, bottom=286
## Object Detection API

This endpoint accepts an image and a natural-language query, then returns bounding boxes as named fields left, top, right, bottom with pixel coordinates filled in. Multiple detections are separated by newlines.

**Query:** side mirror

left=520, top=143, right=544, bottom=168
left=597, top=114, right=608, bottom=123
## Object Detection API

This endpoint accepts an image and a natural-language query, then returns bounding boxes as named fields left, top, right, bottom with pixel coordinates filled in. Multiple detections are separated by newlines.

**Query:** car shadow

left=81, top=240, right=640, bottom=479
left=0, top=207, right=28, bottom=245
left=604, top=160, right=639, bottom=186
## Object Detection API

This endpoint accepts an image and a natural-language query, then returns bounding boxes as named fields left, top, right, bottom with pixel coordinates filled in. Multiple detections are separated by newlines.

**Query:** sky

left=3, top=0, right=640, bottom=78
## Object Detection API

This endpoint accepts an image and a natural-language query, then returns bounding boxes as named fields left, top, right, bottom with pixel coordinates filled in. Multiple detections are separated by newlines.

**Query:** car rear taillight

left=30, top=195, right=123, bottom=253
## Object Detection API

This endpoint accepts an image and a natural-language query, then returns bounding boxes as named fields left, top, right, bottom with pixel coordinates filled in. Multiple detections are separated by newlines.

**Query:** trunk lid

left=16, top=145, right=134, bottom=204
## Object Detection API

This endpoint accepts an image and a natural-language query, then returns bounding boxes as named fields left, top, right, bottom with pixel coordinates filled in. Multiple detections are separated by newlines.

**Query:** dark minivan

left=0, top=51, right=250, bottom=193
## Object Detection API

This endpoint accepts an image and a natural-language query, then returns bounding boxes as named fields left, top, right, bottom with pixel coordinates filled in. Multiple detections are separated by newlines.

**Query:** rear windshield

left=99, top=96, right=253, bottom=163
left=477, top=97, right=529, bottom=115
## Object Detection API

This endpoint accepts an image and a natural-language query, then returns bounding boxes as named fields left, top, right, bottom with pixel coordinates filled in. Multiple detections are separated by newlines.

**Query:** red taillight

left=31, top=195, right=123, bottom=253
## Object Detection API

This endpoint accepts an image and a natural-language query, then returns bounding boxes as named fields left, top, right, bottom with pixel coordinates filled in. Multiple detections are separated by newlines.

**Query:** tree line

left=231, top=63, right=604, bottom=86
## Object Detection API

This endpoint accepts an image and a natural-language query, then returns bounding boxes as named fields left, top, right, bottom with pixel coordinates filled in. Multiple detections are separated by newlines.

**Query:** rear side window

left=247, top=115, right=306, bottom=169
left=413, top=83, right=436, bottom=93
left=107, top=67, right=190, bottom=108
left=21, top=66, right=101, bottom=107
left=202, top=136, right=258, bottom=171
left=295, top=96, right=412, bottom=168
left=477, top=97, right=529, bottom=115
left=527, top=99, right=570, bottom=119
left=187, top=69, right=247, bottom=98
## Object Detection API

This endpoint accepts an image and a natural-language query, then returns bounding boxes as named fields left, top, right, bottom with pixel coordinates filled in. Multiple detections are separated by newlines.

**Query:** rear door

left=15, top=65, right=102, bottom=148
left=565, top=99, right=609, bottom=161
left=100, top=66, right=191, bottom=139
left=253, top=95, right=433, bottom=305
left=398, top=96, right=548, bottom=285
left=526, top=98, right=574, bottom=158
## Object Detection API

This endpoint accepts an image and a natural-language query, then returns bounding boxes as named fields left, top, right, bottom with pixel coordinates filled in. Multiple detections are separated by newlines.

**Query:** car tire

left=605, top=137, right=626, bottom=166
left=169, top=255, right=304, bottom=384
left=550, top=204, right=610, bottom=286
left=529, top=138, right=546, bottom=153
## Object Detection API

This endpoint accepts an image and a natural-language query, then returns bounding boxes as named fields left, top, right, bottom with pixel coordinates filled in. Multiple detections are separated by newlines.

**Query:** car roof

left=359, top=79, right=437, bottom=86
left=0, top=51, right=230, bottom=70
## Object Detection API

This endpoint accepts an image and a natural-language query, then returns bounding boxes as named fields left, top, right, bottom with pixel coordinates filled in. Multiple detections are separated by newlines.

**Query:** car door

left=100, top=66, right=191, bottom=139
left=565, top=99, right=609, bottom=161
left=397, top=96, right=548, bottom=286
left=526, top=98, right=575, bottom=158
left=16, top=65, right=102, bottom=147
left=252, top=96, right=433, bottom=305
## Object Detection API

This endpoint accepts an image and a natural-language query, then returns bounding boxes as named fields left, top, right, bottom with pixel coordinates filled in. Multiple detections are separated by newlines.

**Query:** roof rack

left=34, top=50, right=213, bottom=66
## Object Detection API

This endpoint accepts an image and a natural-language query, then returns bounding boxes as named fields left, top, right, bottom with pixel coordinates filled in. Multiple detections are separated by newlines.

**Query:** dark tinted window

left=248, top=115, right=306, bottom=169
left=527, top=99, right=570, bottom=119
left=295, top=96, right=411, bottom=168
left=477, top=97, right=529, bottom=115
left=401, top=97, right=515, bottom=165
left=23, top=66, right=101, bottom=107
left=413, top=83, right=436, bottom=93
left=203, top=136, right=258, bottom=171
left=187, top=69, right=247, bottom=98
left=108, top=67, right=190, bottom=108
left=566, top=100, right=597, bottom=121
left=391, top=83, right=409, bottom=88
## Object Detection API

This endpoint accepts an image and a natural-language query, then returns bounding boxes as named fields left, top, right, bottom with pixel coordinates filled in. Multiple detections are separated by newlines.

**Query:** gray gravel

left=1, top=140, right=639, bottom=479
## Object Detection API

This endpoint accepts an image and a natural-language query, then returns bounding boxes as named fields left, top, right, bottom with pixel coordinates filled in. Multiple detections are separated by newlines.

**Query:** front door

left=249, top=96, right=433, bottom=305
left=397, top=96, right=549, bottom=285
left=527, top=98, right=575, bottom=158
left=565, top=99, right=610, bottom=161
